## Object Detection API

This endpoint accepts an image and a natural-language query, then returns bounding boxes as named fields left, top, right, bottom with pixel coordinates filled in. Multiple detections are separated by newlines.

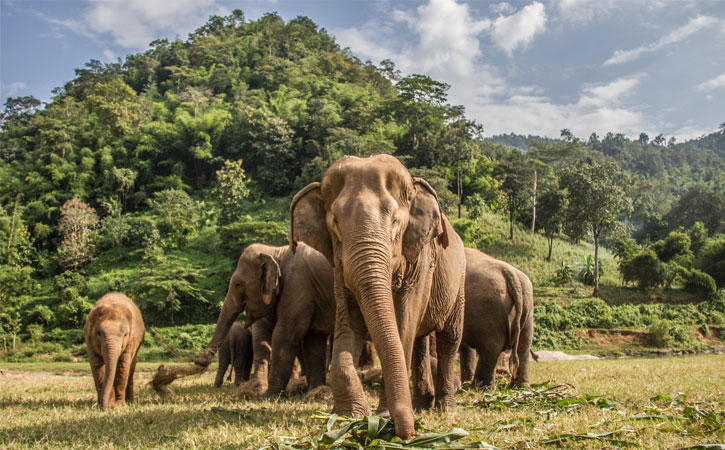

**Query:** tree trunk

left=593, top=228, right=600, bottom=297
left=509, top=209, right=514, bottom=241
left=6, top=194, right=20, bottom=263
left=547, top=236, right=552, bottom=261
left=530, top=169, right=537, bottom=235
left=457, top=165, right=462, bottom=219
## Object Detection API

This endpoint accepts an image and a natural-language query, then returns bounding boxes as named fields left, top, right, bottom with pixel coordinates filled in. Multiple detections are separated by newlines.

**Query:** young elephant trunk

left=350, top=244, right=415, bottom=439
left=101, top=341, right=121, bottom=409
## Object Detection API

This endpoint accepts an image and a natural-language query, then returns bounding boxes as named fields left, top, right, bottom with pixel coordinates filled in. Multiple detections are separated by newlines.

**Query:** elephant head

left=289, top=154, right=448, bottom=438
left=196, top=244, right=280, bottom=367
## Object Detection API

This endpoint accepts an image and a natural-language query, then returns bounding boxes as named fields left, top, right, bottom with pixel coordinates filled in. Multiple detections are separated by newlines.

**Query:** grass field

left=1, top=355, right=723, bottom=449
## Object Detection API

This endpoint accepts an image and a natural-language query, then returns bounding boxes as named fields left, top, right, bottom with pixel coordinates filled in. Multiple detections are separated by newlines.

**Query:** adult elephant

left=290, top=154, right=466, bottom=439
left=195, top=242, right=335, bottom=397
left=459, top=247, right=534, bottom=388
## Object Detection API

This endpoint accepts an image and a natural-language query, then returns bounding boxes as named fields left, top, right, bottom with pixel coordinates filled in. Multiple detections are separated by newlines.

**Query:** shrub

left=652, top=231, right=693, bottom=263
left=219, top=221, right=288, bottom=258
left=620, top=249, right=663, bottom=290
left=553, top=262, right=574, bottom=286
left=25, top=324, right=45, bottom=343
left=576, top=255, right=603, bottom=286
left=125, top=216, right=158, bottom=247
left=647, top=319, right=698, bottom=349
left=451, top=219, right=480, bottom=246
left=684, top=269, right=717, bottom=298
left=697, top=238, right=725, bottom=288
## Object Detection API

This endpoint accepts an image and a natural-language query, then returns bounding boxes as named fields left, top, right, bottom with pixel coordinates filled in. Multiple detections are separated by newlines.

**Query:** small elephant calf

left=214, top=321, right=253, bottom=387
left=84, top=293, right=145, bottom=409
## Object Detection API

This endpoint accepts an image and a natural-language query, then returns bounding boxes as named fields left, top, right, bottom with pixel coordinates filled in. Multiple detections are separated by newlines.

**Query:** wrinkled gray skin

left=84, top=293, right=145, bottom=410
left=214, top=321, right=253, bottom=387
left=196, top=242, right=335, bottom=396
left=290, top=154, right=466, bottom=439
left=459, top=247, right=534, bottom=388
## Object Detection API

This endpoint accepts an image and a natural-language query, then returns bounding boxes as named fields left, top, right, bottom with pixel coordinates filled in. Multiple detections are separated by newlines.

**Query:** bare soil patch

left=575, top=328, right=649, bottom=346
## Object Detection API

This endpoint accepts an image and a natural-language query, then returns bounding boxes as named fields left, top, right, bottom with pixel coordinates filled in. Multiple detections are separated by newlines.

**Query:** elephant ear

left=402, top=177, right=449, bottom=263
left=289, top=182, right=333, bottom=264
left=259, top=253, right=281, bottom=306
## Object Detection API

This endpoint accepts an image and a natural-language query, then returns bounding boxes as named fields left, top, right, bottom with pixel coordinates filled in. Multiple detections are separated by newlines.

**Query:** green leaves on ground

left=267, top=414, right=494, bottom=450
left=471, top=381, right=617, bottom=412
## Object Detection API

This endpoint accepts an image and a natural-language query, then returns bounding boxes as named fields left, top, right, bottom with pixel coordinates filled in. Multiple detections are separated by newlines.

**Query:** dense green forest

left=1, top=11, right=724, bottom=356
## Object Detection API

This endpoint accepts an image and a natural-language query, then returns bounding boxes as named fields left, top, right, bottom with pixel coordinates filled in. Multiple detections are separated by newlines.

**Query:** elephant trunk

left=196, top=294, right=242, bottom=367
left=101, top=340, right=121, bottom=409
left=349, top=241, right=415, bottom=439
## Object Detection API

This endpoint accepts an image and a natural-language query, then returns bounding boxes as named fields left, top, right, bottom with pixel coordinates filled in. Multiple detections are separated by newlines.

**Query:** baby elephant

left=460, top=248, right=534, bottom=388
left=214, top=321, right=253, bottom=387
left=84, top=293, right=145, bottom=409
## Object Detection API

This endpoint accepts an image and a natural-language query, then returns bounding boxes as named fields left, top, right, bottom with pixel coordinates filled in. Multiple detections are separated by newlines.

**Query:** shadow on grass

left=1, top=384, right=322, bottom=448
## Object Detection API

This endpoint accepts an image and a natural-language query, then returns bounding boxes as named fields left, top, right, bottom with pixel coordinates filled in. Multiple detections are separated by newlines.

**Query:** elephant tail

left=503, top=267, right=524, bottom=378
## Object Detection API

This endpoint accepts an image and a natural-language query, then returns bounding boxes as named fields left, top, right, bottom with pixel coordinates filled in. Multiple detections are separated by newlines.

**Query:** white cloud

left=0, top=81, right=27, bottom=98
left=491, top=2, right=547, bottom=54
left=38, top=0, right=226, bottom=50
left=695, top=73, right=725, bottom=91
left=557, top=0, right=615, bottom=24
left=103, top=48, right=116, bottom=60
left=604, top=15, right=718, bottom=66
left=490, top=2, right=515, bottom=15
left=577, top=76, right=641, bottom=108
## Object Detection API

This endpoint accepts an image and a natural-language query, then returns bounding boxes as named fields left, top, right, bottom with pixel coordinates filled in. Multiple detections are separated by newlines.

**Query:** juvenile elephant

left=214, top=321, right=253, bottom=387
left=196, top=242, right=335, bottom=397
left=84, top=293, right=145, bottom=410
left=290, top=154, right=466, bottom=439
left=459, top=247, right=534, bottom=388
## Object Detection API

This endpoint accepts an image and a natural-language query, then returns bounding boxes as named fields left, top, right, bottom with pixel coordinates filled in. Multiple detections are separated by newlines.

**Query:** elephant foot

left=333, top=401, right=371, bottom=419
left=509, top=379, right=529, bottom=389
left=285, top=376, right=308, bottom=396
left=434, top=395, right=457, bottom=411
left=412, top=394, right=434, bottom=411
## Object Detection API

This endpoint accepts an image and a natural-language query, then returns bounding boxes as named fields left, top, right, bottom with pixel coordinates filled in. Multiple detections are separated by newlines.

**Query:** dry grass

left=1, top=355, right=723, bottom=449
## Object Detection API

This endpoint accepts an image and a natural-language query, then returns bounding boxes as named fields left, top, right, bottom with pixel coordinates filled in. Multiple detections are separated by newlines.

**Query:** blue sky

left=1, top=0, right=724, bottom=140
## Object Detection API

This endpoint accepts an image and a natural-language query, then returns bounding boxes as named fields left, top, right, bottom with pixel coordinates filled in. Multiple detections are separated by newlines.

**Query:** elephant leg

left=215, top=342, right=231, bottom=387
left=459, top=343, right=476, bottom=383
left=329, top=289, right=368, bottom=418
left=511, top=316, right=534, bottom=388
left=249, top=317, right=274, bottom=395
left=113, top=350, right=133, bottom=406
left=474, top=347, right=501, bottom=389
left=411, top=335, right=435, bottom=411
left=358, top=341, right=377, bottom=368
left=267, top=325, right=306, bottom=396
left=434, top=285, right=465, bottom=410
left=239, top=332, right=254, bottom=383
left=89, top=351, right=105, bottom=406
left=125, top=352, right=138, bottom=403
left=303, top=332, right=329, bottom=390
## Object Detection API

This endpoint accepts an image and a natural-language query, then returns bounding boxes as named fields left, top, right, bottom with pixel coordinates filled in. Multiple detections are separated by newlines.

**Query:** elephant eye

left=235, top=282, right=242, bottom=288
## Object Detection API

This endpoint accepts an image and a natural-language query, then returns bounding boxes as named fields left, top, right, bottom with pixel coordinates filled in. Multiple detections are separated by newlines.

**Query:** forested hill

left=1, top=11, right=724, bottom=334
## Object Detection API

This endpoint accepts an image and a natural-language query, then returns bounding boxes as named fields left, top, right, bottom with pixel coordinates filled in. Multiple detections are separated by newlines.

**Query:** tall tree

left=560, top=162, right=632, bottom=296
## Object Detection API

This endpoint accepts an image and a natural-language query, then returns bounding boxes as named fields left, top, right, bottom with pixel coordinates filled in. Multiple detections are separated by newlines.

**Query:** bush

left=553, top=262, right=574, bottom=286
left=451, top=219, right=480, bottom=246
left=647, top=319, right=698, bottom=349
left=697, top=238, right=725, bottom=288
left=620, top=249, right=664, bottom=290
left=652, top=231, right=693, bottom=263
left=125, top=216, right=158, bottom=247
left=26, top=324, right=45, bottom=343
left=684, top=269, right=717, bottom=298
left=219, top=221, right=288, bottom=258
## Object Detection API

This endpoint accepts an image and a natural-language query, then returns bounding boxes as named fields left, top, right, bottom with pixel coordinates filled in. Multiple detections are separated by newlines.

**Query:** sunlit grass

left=1, top=356, right=723, bottom=449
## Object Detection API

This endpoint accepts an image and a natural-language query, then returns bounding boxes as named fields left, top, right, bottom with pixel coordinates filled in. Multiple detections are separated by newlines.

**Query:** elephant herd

left=83, top=155, right=534, bottom=438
